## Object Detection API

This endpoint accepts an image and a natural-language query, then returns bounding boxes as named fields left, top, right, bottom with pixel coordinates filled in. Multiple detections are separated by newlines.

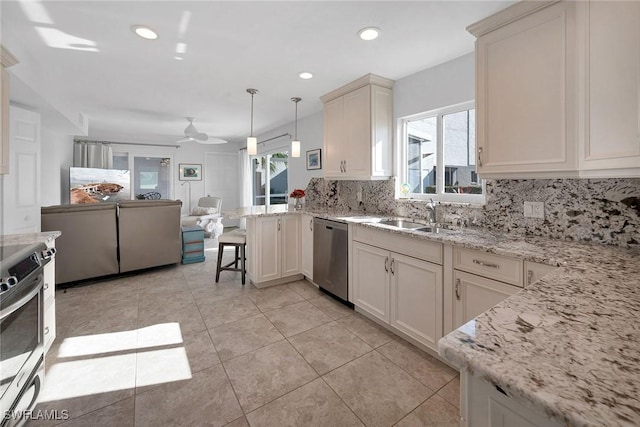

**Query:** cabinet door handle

left=455, top=278, right=461, bottom=300
left=343, top=160, right=347, bottom=173
left=384, top=256, right=389, bottom=272
left=527, top=270, right=534, bottom=287
left=390, top=258, right=395, bottom=275
left=473, top=259, right=499, bottom=269
left=45, top=326, right=50, bottom=335
left=309, top=219, right=313, bottom=231
left=44, top=283, right=49, bottom=291
left=277, top=219, right=281, bottom=231
left=478, top=147, right=483, bottom=167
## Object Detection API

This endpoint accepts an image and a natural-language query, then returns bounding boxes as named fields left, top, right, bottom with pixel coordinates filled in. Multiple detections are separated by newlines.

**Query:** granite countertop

left=0, top=231, right=61, bottom=246
left=230, top=206, right=640, bottom=425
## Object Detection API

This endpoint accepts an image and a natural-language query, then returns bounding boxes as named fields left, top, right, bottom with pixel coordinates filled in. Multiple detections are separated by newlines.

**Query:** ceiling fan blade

left=176, top=137, right=193, bottom=144
left=197, top=137, right=228, bottom=145
left=193, top=132, right=208, bottom=142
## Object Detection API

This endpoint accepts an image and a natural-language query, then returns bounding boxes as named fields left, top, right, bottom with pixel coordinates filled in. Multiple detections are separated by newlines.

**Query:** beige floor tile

left=336, top=313, right=396, bottom=348
left=246, top=378, right=363, bottom=427
left=308, top=295, right=353, bottom=320
left=287, top=280, right=322, bottom=300
left=437, top=376, right=460, bottom=409
left=134, top=365, right=242, bottom=427
left=289, top=322, right=373, bottom=375
left=323, top=351, right=433, bottom=427
left=247, top=286, right=305, bottom=312
left=198, top=296, right=261, bottom=329
left=55, top=397, right=134, bottom=427
left=377, top=339, right=457, bottom=391
left=264, top=301, right=332, bottom=337
left=209, top=314, right=284, bottom=361
left=137, top=302, right=207, bottom=336
left=34, top=352, right=136, bottom=425
left=191, top=282, right=256, bottom=305
left=395, top=395, right=459, bottom=427
left=66, top=306, right=138, bottom=337
left=223, top=340, right=318, bottom=413
left=138, top=289, right=195, bottom=311
left=223, top=417, right=250, bottom=427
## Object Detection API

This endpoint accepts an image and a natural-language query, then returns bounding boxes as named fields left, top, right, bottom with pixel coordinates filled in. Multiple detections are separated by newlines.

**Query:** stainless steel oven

left=0, top=243, right=53, bottom=426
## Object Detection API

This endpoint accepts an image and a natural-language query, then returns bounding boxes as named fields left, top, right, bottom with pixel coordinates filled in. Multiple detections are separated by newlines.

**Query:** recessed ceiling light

left=132, top=25, right=158, bottom=40
left=299, top=72, right=313, bottom=80
left=358, top=27, right=381, bottom=41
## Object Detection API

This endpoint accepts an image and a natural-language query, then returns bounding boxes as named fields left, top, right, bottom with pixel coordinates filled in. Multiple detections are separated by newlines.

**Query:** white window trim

left=250, top=145, right=290, bottom=207
left=398, top=101, right=485, bottom=205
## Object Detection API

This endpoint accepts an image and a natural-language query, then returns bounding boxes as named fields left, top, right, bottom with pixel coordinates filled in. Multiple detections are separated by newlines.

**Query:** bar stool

left=216, top=229, right=246, bottom=285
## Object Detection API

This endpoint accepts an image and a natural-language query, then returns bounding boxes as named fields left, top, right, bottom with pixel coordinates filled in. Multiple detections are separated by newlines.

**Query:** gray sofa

left=41, top=200, right=182, bottom=284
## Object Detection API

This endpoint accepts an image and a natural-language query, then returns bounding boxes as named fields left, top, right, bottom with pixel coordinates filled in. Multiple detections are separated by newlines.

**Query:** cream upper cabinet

left=470, top=1, right=578, bottom=178
left=321, top=74, right=393, bottom=180
left=1, top=46, right=18, bottom=175
left=578, top=0, right=640, bottom=176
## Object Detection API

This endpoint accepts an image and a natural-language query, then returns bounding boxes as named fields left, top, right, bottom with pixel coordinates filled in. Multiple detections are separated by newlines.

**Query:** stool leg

left=216, top=243, right=224, bottom=283
left=234, top=246, right=239, bottom=268
left=240, top=244, right=246, bottom=285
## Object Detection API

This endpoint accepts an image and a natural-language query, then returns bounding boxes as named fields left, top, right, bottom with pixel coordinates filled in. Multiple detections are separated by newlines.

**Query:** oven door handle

left=0, top=277, right=42, bottom=321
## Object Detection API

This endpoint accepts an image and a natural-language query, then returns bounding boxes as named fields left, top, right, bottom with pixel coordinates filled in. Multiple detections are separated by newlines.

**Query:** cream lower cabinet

left=352, top=226, right=443, bottom=351
left=246, top=214, right=300, bottom=286
left=453, top=270, right=520, bottom=330
left=300, top=214, right=313, bottom=280
left=43, top=240, right=56, bottom=353
left=463, top=371, right=563, bottom=427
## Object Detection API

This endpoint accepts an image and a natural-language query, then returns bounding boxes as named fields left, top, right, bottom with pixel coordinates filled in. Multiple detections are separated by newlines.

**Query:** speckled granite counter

left=0, top=231, right=61, bottom=246
left=227, top=206, right=640, bottom=425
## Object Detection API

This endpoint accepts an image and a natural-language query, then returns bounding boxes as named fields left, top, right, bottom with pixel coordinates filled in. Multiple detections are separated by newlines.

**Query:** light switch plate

left=524, top=201, right=544, bottom=219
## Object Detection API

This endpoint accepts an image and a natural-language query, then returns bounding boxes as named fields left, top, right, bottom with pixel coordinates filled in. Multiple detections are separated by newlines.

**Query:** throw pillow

left=191, top=206, right=217, bottom=216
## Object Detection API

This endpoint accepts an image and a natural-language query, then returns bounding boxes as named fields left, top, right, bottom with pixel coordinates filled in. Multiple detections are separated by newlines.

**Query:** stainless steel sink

left=415, top=226, right=444, bottom=233
left=377, top=219, right=429, bottom=229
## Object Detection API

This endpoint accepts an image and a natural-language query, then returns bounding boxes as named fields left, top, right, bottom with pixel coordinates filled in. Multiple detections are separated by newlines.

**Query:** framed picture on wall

left=179, top=163, right=202, bottom=181
left=306, top=149, right=322, bottom=170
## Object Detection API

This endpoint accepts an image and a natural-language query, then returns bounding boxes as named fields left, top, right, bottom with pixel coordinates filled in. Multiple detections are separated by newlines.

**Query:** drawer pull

left=455, top=278, right=461, bottom=300
left=384, top=257, right=389, bottom=273
left=473, top=259, right=499, bottom=269
left=45, top=327, right=50, bottom=335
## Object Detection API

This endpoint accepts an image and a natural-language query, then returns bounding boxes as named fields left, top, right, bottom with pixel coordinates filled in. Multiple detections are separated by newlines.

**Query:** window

left=251, top=151, right=289, bottom=206
left=401, top=102, right=483, bottom=203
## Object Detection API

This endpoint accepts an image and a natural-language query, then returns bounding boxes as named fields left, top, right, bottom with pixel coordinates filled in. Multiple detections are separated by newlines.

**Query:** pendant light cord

left=250, top=93, right=254, bottom=137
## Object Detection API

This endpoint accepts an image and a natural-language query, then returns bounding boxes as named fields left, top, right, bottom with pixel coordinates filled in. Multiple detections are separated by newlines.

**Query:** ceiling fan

left=177, top=117, right=227, bottom=144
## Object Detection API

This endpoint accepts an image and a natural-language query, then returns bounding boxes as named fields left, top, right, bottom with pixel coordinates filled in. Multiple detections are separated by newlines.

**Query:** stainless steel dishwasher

left=313, top=217, right=350, bottom=305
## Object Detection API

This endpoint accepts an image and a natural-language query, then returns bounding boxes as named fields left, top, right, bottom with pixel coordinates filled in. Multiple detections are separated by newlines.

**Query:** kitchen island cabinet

left=246, top=214, right=301, bottom=287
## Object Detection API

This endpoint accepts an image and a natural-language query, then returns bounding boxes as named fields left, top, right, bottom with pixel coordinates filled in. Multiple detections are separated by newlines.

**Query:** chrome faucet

left=426, top=198, right=436, bottom=224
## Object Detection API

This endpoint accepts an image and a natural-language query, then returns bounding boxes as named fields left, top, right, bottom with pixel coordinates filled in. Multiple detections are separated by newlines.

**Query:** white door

left=255, top=216, right=281, bottom=283
left=205, top=152, right=239, bottom=226
left=300, top=214, right=313, bottom=280
left=352, top=241, right=390, bottom=323
left=390, top=253, right=443, bottom=350
left=453, top=270, right=520, bottom=329
left=2, top=105, right=40, bottom=235
left=281, top=214, right=300, bottom=277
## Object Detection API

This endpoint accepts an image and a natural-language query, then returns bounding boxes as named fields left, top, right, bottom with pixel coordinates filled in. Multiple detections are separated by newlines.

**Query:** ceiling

left=1, top=1, right=513, bottom=146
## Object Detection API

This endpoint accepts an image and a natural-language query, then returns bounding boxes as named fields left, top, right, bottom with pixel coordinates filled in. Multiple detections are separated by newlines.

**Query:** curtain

left=73, top=141, right=113, bottom=168
left=238, top=148, right=252, bottom=229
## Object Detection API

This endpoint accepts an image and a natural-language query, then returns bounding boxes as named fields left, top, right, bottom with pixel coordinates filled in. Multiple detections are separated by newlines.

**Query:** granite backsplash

left=305, top=177, right=640, bottom=246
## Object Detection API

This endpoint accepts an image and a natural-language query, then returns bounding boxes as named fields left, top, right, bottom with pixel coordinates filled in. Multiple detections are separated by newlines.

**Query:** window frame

left=399, top=101, right=485, bottom=204
left=250, top=144, right=290, bottom=207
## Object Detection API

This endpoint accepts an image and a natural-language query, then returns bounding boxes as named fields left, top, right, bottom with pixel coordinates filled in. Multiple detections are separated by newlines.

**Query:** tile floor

left=30, top=239, right=460, bottom=427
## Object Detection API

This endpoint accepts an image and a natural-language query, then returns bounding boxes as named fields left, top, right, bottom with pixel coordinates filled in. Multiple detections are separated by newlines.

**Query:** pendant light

left=291, top=97, right=301, bottom=158
left=246, top=88, right=258, bottom=155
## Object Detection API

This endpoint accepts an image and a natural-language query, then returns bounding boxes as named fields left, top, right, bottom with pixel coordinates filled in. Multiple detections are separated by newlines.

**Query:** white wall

left=393, top=53, right=475, bottom=120
left=41, top=128, right=74, bottom=206
left=255, top=110, right=324, bottom=193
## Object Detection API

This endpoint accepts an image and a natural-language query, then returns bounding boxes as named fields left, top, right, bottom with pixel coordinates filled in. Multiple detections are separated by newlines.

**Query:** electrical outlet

left=524, top=201, right=544, bottom=219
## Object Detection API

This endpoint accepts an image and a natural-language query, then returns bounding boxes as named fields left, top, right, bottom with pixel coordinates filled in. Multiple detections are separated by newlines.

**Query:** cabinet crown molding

left=467, top=0, right=559, bottom=37
left=1, top=45, right=18, bottom=68
left=320, top=73, right=394, bottom=103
